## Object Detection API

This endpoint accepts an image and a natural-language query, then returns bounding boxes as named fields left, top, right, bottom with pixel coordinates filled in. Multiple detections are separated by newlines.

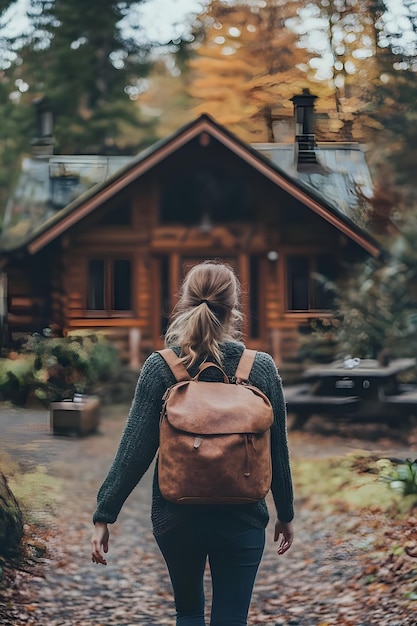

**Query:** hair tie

left=199, top=299, right=210, bottom=305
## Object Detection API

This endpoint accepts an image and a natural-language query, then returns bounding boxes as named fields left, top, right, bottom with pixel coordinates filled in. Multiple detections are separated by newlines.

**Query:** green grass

left=0, top=452, right=64, bottom=526
left=291, top=452, right=417, bottom=515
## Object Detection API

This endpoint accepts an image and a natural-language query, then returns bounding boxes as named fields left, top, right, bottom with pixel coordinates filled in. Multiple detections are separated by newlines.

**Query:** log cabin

left=0, top=91, right=379, bottom=374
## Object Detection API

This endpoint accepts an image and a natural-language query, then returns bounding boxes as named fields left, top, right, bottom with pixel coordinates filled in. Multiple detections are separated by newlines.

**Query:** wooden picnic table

left=284, top=357, right=417, bottom=429
left=302, top=358, right=416, bottom=379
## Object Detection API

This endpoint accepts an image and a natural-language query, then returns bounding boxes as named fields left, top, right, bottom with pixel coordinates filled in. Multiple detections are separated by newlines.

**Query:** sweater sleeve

left=252, top=352, right=294, bottom=523
left=93, top=352, right=172, bottom=524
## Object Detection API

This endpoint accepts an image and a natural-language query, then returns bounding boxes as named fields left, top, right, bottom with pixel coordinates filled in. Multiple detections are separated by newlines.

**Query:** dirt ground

left=0, top=403, right=416, bottom=626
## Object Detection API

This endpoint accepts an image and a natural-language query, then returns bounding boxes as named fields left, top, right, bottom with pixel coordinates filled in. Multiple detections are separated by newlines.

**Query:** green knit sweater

left=93, top=342, right=294, bottom=535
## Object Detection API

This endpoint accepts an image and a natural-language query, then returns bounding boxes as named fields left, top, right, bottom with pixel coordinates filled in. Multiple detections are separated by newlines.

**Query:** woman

left=91, top=260, right=294, bottom=626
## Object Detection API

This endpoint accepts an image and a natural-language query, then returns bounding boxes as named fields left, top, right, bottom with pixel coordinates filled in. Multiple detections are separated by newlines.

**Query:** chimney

left=291, top=88, right=318, bottom=169
left=31, top=97, right=54, bottom=156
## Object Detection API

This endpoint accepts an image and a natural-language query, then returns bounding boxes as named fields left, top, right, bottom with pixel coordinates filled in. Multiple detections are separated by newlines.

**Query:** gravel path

left=0, top=404, right=416, bottom=625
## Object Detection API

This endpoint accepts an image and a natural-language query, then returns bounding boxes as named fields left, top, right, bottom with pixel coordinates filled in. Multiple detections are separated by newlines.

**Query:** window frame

left=285, top=252, right=336, bottom=314
left=85, top=256, right=134, bottom=317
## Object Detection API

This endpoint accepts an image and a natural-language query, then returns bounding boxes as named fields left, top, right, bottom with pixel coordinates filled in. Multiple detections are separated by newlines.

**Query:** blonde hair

left=165, top=261, right=243, bottom=368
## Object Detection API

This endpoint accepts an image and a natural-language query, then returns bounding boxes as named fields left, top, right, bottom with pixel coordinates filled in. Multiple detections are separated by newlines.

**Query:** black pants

left=155, top=513, right=265, bottom=626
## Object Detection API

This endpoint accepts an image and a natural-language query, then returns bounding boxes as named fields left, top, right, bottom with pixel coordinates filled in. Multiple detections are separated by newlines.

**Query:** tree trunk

left=0, top=472, right=23, bottom=556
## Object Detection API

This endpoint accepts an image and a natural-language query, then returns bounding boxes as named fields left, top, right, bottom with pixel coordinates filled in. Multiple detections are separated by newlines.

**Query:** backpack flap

left=163, top=380, right=273, bottom=434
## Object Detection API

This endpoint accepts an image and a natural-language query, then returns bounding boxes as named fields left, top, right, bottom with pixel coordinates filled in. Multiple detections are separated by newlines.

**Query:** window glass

left=113, top=260, right=131, bottom=310
left=249, top=256, right=260, bottom=338
left=160, top=255, right=170, bottom=335
left=160, top=169, right=251, bottom=225
left=88, top=260, right=105, bottom=310
left=286, top=254, right=336, bottom=311
left=101, top=203, right=131, bottom=226
left=314, top=254, right=336, bottom=310
left=287, top=256, right=309, bottom=310
left=87, top=258, right=131, bottom=311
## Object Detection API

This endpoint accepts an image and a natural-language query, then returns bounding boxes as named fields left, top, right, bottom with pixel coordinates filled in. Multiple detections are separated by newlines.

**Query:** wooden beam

left=68, top=318, right=147, bottom=327
left=238, top=253, right=249, bottom=341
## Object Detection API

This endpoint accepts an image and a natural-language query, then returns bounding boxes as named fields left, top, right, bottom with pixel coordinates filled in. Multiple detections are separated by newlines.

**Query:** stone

left=0, top=471, right=23, bottom=556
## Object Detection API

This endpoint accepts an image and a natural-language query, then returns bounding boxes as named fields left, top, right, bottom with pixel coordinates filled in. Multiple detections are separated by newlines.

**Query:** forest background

left=1, top=0, right=417, bottom=360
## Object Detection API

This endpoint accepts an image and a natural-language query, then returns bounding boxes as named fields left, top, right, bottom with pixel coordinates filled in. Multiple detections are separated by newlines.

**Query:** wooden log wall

left=53, top=180, right=157, bottom=363
left=6, top=259, right=50, bottom=341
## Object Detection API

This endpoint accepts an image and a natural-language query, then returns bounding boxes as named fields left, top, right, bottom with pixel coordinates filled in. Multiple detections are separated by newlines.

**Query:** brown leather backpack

left=157, top=348, right=274, bottom=505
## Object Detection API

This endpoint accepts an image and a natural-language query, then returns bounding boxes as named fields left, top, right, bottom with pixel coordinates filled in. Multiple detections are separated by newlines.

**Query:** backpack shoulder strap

left=157, top=349, right=191, bottom=382
left=235, top=349, right=257, bottom=383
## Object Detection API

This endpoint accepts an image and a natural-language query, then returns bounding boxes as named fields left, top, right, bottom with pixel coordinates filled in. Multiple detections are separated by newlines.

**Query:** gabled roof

left=255, top=142, right=373, bottom=224
left=0, top=114, right=379, bottom=256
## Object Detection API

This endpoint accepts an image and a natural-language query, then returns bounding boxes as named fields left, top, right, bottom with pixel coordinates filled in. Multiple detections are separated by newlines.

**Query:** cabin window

left=87, top=258, right=131, bottom=312
left=286, top=253, right=336, bottom=312
left=101, top=203, right=131, bottom=226
left=249, top=256, right=260, bottom=339
left=160, top=169, right=251, bottom=225
left=160, top=255, right=170, bottom=335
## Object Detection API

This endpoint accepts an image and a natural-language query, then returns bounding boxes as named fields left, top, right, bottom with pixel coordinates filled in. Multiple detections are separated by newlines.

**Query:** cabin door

left=151, top=254, right=266, bottom=350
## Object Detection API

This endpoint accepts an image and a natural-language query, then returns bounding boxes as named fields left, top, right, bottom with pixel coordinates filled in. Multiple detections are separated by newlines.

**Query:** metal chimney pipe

left=290, top=89, right=318, bottom=167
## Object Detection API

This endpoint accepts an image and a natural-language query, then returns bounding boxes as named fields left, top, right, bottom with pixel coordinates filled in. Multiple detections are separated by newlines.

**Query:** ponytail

left=165, top=261, right=243, bottom=368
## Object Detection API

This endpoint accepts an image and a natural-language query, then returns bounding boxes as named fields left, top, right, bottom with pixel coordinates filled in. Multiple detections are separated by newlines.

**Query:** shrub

left=376, top=458, right=417, bottom=497
left=0, top=357, right=34, bottom=406
left=0, top=333, right=123, bottom=405
left=86, top=339, right=120, bottom=383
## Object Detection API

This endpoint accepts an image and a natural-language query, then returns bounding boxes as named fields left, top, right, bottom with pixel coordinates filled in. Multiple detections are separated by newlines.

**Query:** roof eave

left=6, top=114, right=378, bottom=258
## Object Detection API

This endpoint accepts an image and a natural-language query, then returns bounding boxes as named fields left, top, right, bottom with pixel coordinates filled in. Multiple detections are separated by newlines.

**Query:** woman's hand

left=274, top=520, right=294, bottom=555
left=91, top=522, right=110, bottom=565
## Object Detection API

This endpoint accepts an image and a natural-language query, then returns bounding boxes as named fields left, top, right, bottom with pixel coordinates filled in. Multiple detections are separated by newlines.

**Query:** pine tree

left=0, top=2, right=35, bottom=212
left=8, top=0, right=155, bottom=155
left=336, top=225, right=417, bottom=360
